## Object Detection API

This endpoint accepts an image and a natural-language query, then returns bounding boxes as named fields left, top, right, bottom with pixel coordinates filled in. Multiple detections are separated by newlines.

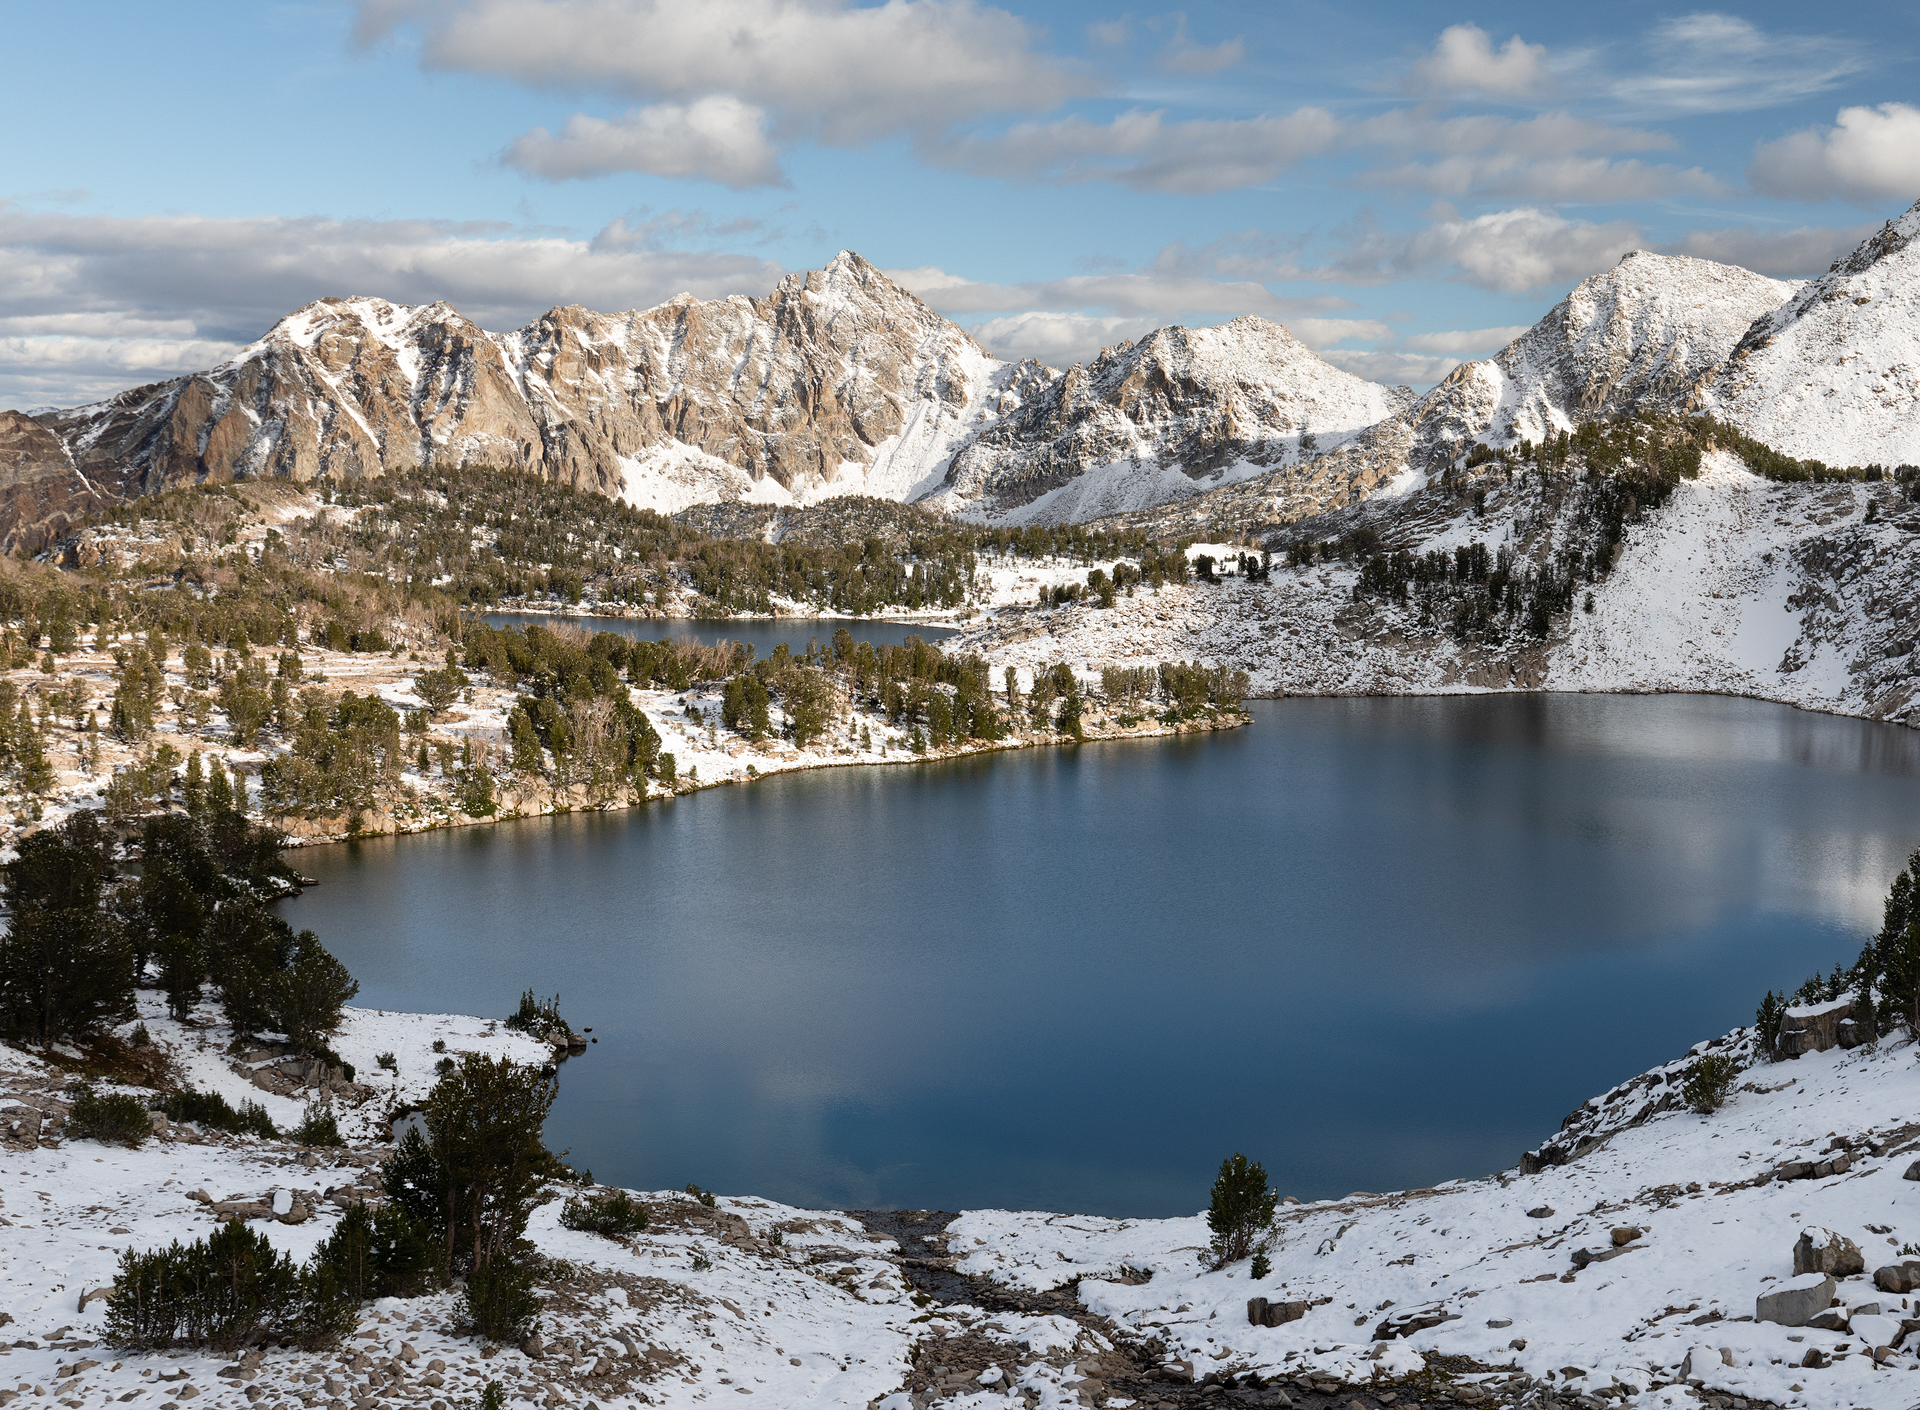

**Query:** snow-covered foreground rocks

left=0, top=998, right=1140, bottom=1410
left=952, top=1032, right=1920, bottom=1410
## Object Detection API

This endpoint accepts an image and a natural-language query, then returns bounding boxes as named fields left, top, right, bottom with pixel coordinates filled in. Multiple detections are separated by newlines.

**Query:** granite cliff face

left=9, top=253, right=1001, bottom=523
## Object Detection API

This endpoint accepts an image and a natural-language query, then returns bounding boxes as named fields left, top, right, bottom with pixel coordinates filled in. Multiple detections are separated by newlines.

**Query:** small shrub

left=103, top=1218, right=355, bottom=1353
left=69, top=1087, right=152, bottom=1147
left=690, top=1250, right=713, bottom=1272
left=160, top=1088, right=278, bottom=1139
left=475, top=1382, right=506, bottom=1410
left=130, top=1022, right=151, bottom=1047
left=376, top=1051, right=397, bottom=1072
left=462, top=1247, right=541, bottom=1342
left=294, top=1103, right=343, bottom=1147
left=1206, top=1153, right=1278, bottom=1270
left=1681, top=1053, right=1740, bottom=1114
left=560, top=1190, right=650, bottom=1238
left=431, top=1039, right=447, bottom=1053
left=685, top=1183, right=717, bottom=1209
left=435, top=1056, right=456, bottom=1077
left=1250, top=1250, right=1272, bottom=1280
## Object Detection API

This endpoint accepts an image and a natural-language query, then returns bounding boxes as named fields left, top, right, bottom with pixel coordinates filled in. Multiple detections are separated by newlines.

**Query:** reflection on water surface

left=280, top=694, right=1920, bottom=1216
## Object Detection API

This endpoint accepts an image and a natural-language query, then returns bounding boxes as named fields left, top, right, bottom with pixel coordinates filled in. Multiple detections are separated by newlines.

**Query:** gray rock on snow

left=1904, top=1160, right=1920, bottom=1181
left=1876, top=1261, right=1920, bottom=1294
left=1757, top=1273, right=1837, bottom=1327
left=1794, top=1228, right=1865, bottom=1277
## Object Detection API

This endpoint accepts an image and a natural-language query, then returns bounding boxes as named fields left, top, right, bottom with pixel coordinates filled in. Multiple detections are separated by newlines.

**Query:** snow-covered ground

left=8, top=989, right=1919, bottom=1409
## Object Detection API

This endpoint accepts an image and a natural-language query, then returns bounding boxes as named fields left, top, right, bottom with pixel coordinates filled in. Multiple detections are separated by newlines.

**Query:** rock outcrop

left=0, top=409, right=102, bottom=556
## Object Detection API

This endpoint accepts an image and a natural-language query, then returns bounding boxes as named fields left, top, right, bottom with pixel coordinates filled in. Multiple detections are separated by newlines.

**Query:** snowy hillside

left=952, top=451, right=1920, bottom=730
left=1709, top=198, right=1920, bottom=467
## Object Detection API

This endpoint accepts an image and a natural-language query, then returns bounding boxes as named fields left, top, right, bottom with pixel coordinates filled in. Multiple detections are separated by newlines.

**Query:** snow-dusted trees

left=0, top=812, right=133, bottom=1045
left=1206, top=1152, right=1279, bottom=1271
left=384, top=1054, right=560, bottom=1339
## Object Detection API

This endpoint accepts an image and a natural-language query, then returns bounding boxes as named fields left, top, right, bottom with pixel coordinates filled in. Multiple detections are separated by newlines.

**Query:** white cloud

left=1663, top=223, right=1877, bottom=277
left=1610, top=14, right=1866, bottom=116
left=1290, top=318, right=1394, bottom=348
left=1749, top=104, right=1920, bottom=206
left=1319, top=348, right=1462, bottom=386
left=0, top=204, right=784, bottom=410
left=966, top=311, right=1155, bottom=366
left=1156, top=15, right=1245, bottom=76
left=928, top=107, right=1343, bottom=194
left=1352, top=110, right=1721, bottom=202
left=364, top=0, right=1083, bottom=187
left=1402, top=24, right=1551, bottom=100
left=1409, top=208, right=1641, bottom=293
left=1400, top=325, right=1530, bottom=355
left=504, top=97, right=784, bottom=187
left=886, top=261, right=1350, bottom=321
left=1319, top=207, right=1643, bottom=293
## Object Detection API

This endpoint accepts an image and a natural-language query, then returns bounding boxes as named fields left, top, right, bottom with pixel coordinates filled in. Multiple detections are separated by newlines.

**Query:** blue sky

left=3, top=0, right=1916, bottom=409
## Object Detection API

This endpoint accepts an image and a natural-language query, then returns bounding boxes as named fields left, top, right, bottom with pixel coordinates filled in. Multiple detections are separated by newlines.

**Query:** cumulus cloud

left=1610, top=14, right=1866, bottom=116
left=362, top=0, right=1084, bottom=185
left=1663, top=222, right=1878, bottom=277
left=1319, top=349, right=1463, bottom=386
left=928, top=107, right=1343, bottom=193
left=1749, top=104, right=1920, bottom=206
left=1321, top=207, right=1643, bottom=293
left=1351, top=110, right=1721, bottom=201
left=0, top=204, right=784, bottom=410
left=1399, top=326, right=1531, bottom=355
left=886, top=260, right=1350, bottom=322
left=966, top=311, right=1156, bottom=366
left=1401, top=24, right=1551, bottom=100
left=1155, top=14, right=1245, bottom=75
left=504, top=97, right=784, bottom=187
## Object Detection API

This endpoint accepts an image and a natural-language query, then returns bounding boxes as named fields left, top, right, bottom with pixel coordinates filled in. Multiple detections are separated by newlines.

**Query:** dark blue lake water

left=481, top=613, right=955, bottom=660
left=277, top=694, right=1920, bottom=1218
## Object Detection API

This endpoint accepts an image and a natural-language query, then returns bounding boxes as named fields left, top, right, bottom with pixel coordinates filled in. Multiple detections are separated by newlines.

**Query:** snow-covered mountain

left=0, top=254, right=1406, bottom=544
left=1708, top=197, right=1920, bottom=466
left=22, top=254, right=995, bottom=529
left=1403, top=252, right=1796, bottom=469
left=923, top=316, right=1413, bottom=524
left=6, top=205, right=1920, bottom=548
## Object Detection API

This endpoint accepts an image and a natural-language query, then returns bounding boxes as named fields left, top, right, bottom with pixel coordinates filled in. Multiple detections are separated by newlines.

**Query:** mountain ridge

left=4, top=204, right=1917, bottom=550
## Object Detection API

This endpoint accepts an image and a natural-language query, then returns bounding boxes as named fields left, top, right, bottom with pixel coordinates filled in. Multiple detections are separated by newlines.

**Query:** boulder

left=1795, top=1228, right=1865, bottom=1277
left=1611, top=1227, right=1644, bottom=1247
left=1264, top=1300, right=1309, bottom=1328
left=1374, top=1304, right=1458, bottom=1340
left=1807, top=1308, right=1848, bottom=1331
left=1777, top=998, right=1856, bottom=1058
left=1876, top=1261, right=1920, bottom=1294
left=1757, top=1273, right=1837, bottom=1327
left=1851, top=1313, right=1901, bottom=1350
left=1526, top=1207, right=1554, bottom=1219
left=1905, top=1161, right=1920, bottom=1181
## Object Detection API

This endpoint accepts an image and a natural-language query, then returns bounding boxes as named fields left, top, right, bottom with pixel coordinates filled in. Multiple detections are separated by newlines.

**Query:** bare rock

left=1876, top=1261, right=1920, bottom=1293
left=1757, top=1273, right=1837, bottom=1327
left=1794, top=1228, right=1864, bottom=1277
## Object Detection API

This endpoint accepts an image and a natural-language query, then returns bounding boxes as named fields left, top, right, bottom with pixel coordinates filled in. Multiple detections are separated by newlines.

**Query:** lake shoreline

left=268, top=707, right=1254, bottom=847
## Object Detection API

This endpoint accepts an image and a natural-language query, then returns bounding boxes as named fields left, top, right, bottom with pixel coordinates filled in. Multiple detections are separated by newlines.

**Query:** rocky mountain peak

left=1708, top=196, right=1920, bottom=466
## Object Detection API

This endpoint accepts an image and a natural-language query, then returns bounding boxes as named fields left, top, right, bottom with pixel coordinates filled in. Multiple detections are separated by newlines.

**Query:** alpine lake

left=277, top=678, right=1920, bottom=1218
